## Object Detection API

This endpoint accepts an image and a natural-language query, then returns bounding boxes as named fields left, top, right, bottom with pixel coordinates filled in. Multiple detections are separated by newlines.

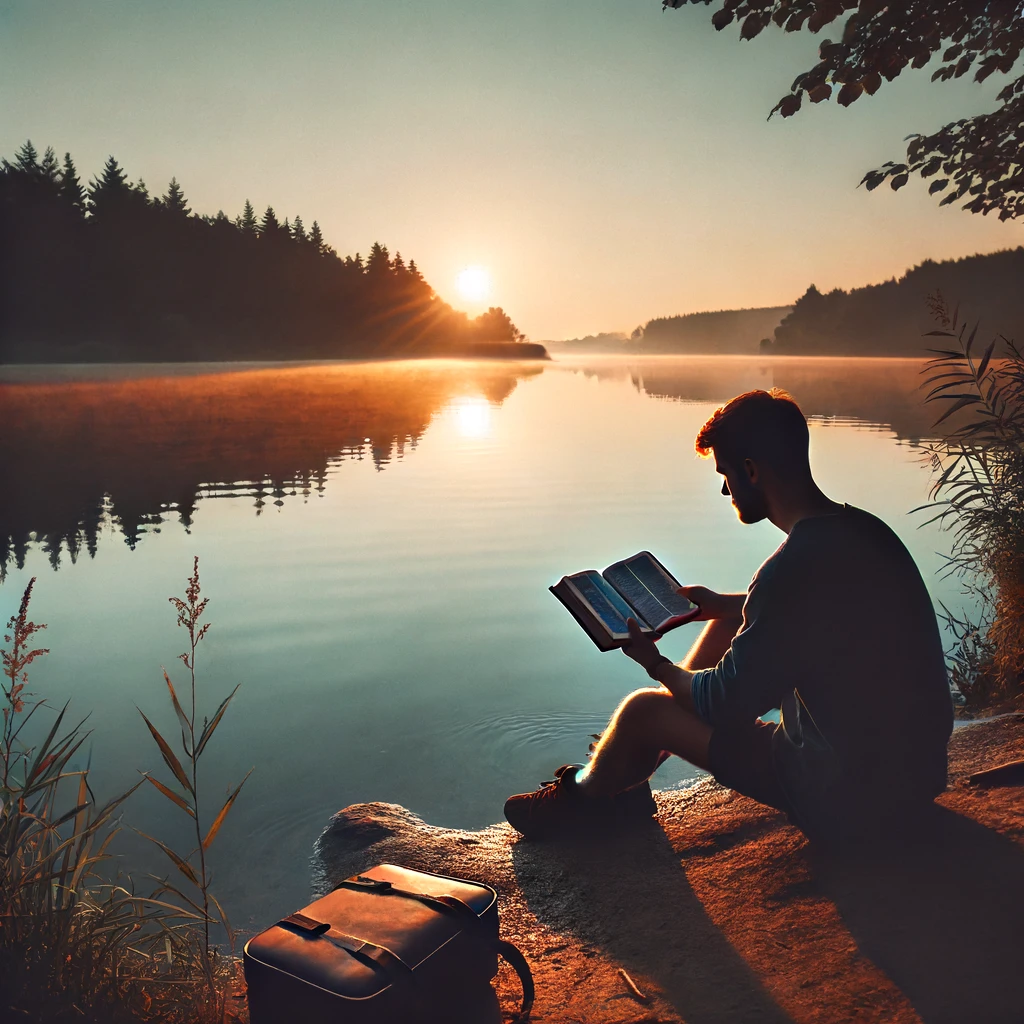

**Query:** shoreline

left=312, top=715, right=1024, bottom=1023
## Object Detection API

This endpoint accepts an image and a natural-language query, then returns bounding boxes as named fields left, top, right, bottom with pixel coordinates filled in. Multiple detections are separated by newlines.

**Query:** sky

left=1, top=0, right=1019, bottom=340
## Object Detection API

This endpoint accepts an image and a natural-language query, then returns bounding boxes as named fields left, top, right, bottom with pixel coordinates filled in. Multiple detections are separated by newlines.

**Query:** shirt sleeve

left=690, top=553, right=792, bottom=728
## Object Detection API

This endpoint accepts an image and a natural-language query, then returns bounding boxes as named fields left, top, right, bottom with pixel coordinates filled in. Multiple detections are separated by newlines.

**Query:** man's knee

left=614, top=687, right=676, bottom=733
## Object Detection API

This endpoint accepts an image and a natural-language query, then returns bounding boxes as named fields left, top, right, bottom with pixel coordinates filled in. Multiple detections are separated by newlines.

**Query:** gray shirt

left=691, top=505, right=953, bottom=803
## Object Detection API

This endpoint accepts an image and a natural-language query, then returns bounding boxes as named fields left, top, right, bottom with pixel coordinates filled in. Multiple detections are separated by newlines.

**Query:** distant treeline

left=0, top=141, right=542, bottom=362
left=640, top=306, right=791, bottom=354
left=771, top=248, right=1024, bottom=356
left=546, top=306, right=791, bottom=354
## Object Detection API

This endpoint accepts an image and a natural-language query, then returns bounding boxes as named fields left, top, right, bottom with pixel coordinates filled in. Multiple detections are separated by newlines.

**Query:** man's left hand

left=621, top=618, right=664, bottom=672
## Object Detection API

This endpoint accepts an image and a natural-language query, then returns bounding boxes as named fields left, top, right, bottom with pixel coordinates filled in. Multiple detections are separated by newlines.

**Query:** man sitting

left=504, top=389, right=954, bottom=842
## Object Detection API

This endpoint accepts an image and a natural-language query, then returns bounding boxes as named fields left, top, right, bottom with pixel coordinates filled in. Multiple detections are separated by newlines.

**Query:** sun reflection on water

left=450, top=395, right=492, bottom=438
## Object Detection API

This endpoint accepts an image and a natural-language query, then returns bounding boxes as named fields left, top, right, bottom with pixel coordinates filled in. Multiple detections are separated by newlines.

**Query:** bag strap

left=336, top=876, right=535, bottom=1017
left=278, top=912, right=415, bottom=981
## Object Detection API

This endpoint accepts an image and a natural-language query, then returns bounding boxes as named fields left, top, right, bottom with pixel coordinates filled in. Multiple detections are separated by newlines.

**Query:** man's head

left=694, top=388, right=810, bottom=524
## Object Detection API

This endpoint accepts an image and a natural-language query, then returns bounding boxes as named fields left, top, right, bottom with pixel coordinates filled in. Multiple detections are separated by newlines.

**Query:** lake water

left=0, top=354, right=962, bottom=932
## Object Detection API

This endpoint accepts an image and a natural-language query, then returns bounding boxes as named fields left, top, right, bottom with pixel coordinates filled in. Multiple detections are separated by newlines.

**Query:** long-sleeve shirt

left=690, top=505, right=953, bottom=804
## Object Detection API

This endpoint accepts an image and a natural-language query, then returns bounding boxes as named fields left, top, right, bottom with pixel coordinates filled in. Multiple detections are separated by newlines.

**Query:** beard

left=731, top=485, right=769, bottom=525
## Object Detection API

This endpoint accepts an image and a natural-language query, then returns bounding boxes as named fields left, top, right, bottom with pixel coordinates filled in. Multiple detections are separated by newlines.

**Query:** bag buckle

left=352, top=875, right=393, bottom=892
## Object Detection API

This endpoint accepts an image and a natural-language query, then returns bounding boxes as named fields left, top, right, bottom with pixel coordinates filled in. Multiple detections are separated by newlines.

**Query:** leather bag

left=243, top=863, right=534, bottom=1023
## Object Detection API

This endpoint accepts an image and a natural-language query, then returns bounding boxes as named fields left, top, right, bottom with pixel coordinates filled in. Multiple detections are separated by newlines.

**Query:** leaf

left=837, top=81, right=864, bottom=107
left=965, top=321, right=979, bottom=357
left=163, top=671, right=193, bottom=754
left=890, top=173, right=909, bottom=190
left=137, top=708, right=193, bottom=795
left=977, top=338, right=997, bottom=381
left=25, top=701, right=70, bottom=786
left=74, top=770, right=89, bottom=837
left=929, top=178, right=949, bottom=194
left=740, top=11, right=767, bottom=40
left=195, top=684, right=240, bottom=758
left=862, top=70, right=882, bottom=95
left=202, top=768, right=253, bottom=850
left=934, top=394, right=981, bottom=426
left=140, top=772, right=195, bottom=817
left=136, top=829, right=200, bottom=886
left=711, top=7, right=733, bottom=30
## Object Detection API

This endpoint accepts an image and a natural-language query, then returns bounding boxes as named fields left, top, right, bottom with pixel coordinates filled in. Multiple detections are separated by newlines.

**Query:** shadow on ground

left=812, top=805, right=1024, bottom=1024
left=512, top=822, right=794, bottom=1024
left=513, top=802, right=1024, bottom=1024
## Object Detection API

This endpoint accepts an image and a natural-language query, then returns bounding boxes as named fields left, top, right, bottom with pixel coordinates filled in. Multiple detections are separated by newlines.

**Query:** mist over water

left=0, top=354, right=961, bottom=931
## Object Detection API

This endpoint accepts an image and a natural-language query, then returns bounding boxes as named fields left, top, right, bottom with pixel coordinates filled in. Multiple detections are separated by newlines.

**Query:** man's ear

left=743, top=458, right=759, bottom=484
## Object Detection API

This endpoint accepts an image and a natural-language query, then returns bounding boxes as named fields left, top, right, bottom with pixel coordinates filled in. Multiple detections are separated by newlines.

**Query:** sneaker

left=503, top=764, right=657, bottom=840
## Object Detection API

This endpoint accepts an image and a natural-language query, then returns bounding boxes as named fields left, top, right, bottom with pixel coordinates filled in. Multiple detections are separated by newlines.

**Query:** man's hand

left=621, top=618, right=666, bottom=672
left=677, top=586, right=746, bottom=622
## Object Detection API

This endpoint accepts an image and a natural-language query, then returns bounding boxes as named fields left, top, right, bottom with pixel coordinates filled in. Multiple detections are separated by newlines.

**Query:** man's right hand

left=677, top=586, right=746, bottom=622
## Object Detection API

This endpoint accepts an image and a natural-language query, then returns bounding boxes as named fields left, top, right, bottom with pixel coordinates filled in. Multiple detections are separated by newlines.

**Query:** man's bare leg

left=577, top=616, right=743, bottom=797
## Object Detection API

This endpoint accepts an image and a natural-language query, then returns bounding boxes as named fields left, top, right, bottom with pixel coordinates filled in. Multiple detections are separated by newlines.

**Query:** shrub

left=918, top=298, right=1024, bottom=706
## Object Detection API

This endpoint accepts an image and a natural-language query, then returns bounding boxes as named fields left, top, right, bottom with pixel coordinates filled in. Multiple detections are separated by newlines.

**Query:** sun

left=456, top=265, right=491, bottom=304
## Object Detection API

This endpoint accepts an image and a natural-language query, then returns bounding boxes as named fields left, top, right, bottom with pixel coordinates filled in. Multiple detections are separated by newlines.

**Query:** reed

left=917, top=297, right=1024, bottom=706
left=136, top=556, right=252, bottom=1018
left=1, top=569, right=249, bottom=1022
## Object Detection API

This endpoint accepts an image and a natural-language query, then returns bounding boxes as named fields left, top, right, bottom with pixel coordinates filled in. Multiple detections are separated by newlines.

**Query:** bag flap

left=245, top=863, right=496, bottom=999
left=362, top=863, right=496, bottom=917
left=244, top=925, right=391, bottom=1000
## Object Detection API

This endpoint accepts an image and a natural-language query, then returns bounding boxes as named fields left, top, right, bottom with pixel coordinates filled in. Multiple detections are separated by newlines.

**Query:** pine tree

left=392, top=251, right=406, bottom=275
left=162, top=177, right=190, bottom=217
left=261, top=205, right=280, bottom=236
left=59, top=152, right=86, bottom=211
left=291, top=215, right=307, bottom=243
left=366, top=241, right=391, bottom=278
left=134, top=179, right=150, bottom=202
left=239, top=199, right=258, bottom=235
left=13, top=140, right=40, bottom=175
left=39, top=146, right=59, bottom=183
left=88, top=156, right=132, bottom=217
left=308, top=220, right=325, bottom=255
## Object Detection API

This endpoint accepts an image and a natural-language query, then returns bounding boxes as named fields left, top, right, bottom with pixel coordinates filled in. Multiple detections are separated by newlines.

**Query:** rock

left=312, top=717, right=1024, bottom=1024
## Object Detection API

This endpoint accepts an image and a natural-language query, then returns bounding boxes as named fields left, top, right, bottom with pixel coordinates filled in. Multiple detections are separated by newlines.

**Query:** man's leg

left=577, top=617, right=743, bottom=798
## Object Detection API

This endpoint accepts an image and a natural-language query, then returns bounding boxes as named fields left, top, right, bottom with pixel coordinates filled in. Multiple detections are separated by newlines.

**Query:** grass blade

left=202, top=768, right=252, bottom=850
left=163, top=670, right=193, bottom=755
left=136, top=708, right=194, bottom=795
left=194, top=685, right=239, bottom=759
left=140, top=771, right=195, bottom=817
left=136, top=829, right=200, bottom=886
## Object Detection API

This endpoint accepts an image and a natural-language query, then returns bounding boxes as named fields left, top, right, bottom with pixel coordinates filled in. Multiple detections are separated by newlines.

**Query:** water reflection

left=626, top=356, right=938, bottom=442
left=0, top=360, right=541, bottom=577
left=2, top=355, right=945, bottom=579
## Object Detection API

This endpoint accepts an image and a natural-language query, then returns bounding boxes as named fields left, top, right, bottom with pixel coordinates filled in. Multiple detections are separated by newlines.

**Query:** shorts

left=708, top=718, right=795, bottom=817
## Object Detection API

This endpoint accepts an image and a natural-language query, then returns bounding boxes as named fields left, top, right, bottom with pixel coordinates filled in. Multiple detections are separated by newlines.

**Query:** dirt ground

left=313, top=715, right=1024, bottom=1024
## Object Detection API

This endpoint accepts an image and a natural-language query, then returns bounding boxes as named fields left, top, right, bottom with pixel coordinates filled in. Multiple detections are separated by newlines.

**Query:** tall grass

left=1, top=565, right=250, bottom=1022
left=137, top=557, right=251, bottom=1017
left=917, top=296, right=1024, bottom=707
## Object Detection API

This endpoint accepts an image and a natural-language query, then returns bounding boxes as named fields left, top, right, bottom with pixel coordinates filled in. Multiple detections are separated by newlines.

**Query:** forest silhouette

left=771, top=248, right=1024, bottom=356
left=0, top=142, right=544, bottom=362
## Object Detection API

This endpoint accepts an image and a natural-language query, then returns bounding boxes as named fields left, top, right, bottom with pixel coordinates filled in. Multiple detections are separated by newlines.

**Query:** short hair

left=694, top=388, right=809, bottom=468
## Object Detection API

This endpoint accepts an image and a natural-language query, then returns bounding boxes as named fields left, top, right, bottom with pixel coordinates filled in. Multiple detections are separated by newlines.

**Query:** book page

left=565, top=571, right=639, bottom=640
left=603, top=552, right=694, bottom=631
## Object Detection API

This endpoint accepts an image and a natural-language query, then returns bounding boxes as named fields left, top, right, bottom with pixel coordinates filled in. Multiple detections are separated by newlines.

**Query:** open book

left=550, top=551, right=697, bottom=652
